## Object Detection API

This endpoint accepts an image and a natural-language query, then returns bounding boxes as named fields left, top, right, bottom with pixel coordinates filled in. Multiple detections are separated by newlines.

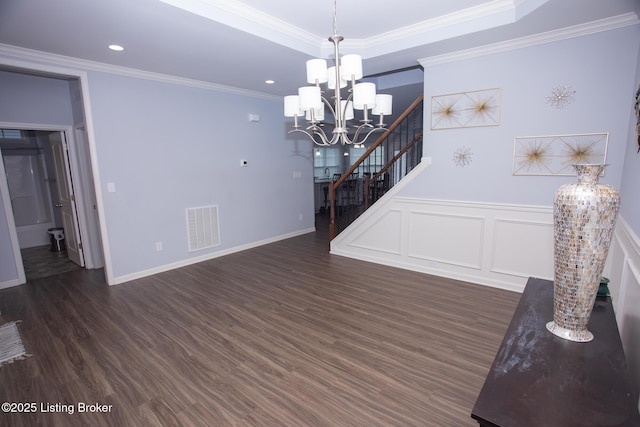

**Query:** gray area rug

left=0, top=322, right=28, bottom=367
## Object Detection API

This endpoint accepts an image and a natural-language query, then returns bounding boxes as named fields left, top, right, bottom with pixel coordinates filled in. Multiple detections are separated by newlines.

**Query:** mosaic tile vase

left=546, top=164, right=620, bottom=342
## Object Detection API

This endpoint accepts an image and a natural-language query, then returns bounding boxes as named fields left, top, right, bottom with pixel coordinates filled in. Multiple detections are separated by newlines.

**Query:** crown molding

left=161, top=0, right=549, bottom=60
left=158, top=0, right=323, bottom=57
left=0, top=44, right=282, bottom=101
left=418, top=12, right=640, bottom=68
left=356, top=0, right=522, bottom=58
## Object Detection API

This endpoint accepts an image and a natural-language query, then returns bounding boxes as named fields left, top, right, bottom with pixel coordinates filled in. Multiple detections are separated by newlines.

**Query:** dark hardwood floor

left=21, top=245, right=82, bottom=281
left=0, top=215, right=520, bottom=426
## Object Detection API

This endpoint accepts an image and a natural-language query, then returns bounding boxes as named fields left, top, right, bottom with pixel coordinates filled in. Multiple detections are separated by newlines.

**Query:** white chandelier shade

left=373, top=94, right=393, bottom=115
left=327, top=66, right=347, bottom=90
left=340, top=54, right=363, bottom=81
left=283, top=0, right=392, bottom=147
left=306, top=59, right=328, bottom=84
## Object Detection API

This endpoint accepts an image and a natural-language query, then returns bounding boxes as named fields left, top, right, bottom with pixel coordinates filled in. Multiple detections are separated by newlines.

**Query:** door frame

left=49, top=130, right=86, bottom=267
left=1, top=126, right=92, bottom=279
left=0, top=58, right=113, bottom=285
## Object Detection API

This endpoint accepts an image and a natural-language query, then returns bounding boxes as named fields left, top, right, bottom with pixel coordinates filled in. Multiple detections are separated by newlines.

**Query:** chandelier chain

left=333, top=0, right=338, bottom=36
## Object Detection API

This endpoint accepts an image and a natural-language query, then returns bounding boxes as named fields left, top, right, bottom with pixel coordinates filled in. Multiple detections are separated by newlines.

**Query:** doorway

left=0, top=126, right=101, bottom=281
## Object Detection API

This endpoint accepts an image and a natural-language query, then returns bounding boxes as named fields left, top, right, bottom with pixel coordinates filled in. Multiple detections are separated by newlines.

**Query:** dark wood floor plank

left=0, top=218, right=520, bottom=426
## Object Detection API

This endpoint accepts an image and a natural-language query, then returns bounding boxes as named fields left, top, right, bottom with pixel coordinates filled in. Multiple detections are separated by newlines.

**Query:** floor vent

left=186, top=205, right=220, bottom=251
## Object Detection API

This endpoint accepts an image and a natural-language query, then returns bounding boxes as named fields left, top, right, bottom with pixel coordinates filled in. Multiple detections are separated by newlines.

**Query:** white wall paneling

left=345, top=209, right=403, bottom=255
left=332, top=183, right=554, bottom=293
left=407, top=211, right=485, bottom=270
left=609, top=218, right=640, bottom=392
left=490, top=218, right=554, bottom=279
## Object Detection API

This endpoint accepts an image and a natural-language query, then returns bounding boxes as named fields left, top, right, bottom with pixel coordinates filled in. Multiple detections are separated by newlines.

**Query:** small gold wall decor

left=430, top=88, right=501, bottom=130
left=512, top=132, right=609, bottom=176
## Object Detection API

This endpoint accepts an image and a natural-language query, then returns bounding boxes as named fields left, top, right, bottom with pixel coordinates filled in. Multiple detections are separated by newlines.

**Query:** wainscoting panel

left=490, top=219, right=554, bottom=279
left=332, top=195, right=554, bottom=292
left=408, top=211, right=484, bottom=269
left=346, top=209, right=403, bottom=255
left=609, top=218, right=640, bottom=394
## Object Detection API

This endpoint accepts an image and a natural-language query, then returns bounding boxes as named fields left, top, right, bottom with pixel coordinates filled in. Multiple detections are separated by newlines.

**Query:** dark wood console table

left=471, top=277, right=640, bottom=427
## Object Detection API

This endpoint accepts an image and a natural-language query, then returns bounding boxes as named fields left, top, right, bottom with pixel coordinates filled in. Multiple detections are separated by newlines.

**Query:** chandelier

left=283, top=0, right=392, bottom=147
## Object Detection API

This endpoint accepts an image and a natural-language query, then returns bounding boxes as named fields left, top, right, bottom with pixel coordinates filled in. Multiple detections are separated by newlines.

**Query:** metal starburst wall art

left=453, top=146, right=473, bottom=167
left=546, top=84, right=576, bottom=109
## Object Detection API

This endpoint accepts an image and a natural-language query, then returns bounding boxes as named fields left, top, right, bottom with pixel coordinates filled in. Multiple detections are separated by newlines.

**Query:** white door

left=50, top=132, right=85, bottom=267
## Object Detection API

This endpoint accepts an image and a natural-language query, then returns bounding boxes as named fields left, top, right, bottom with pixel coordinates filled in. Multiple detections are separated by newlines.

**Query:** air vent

left=186, top=205, right=220, bottom=251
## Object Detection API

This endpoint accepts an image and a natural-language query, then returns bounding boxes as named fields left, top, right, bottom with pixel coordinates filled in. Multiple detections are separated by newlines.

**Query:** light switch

left=107, top=182, right=116, bottom=193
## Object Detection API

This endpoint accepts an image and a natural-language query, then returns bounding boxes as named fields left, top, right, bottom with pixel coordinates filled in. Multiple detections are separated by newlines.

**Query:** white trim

left=613, top=217, right=640, bottom=318
left=340, top=0, right=540, bottom=58
left=160, top=0, right=550, bottom=60
left=157, top=0, right=322, bottom=57
left=419, top=12, right=639, bottom=67
left=113, top=227, right=316, bottom=285
left=0, top=278, right=24, bottom=290
left=395, top=196, right=552, bottom=214
left=0, top=44, right=281, bottom=101
left=0, top=146, right=26, bottom=287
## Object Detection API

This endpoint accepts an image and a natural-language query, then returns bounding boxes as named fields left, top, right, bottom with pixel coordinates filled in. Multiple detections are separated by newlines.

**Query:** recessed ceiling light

left=265, top=80, right=275, bottom=84
left=108, top=44, right=124, bottom=51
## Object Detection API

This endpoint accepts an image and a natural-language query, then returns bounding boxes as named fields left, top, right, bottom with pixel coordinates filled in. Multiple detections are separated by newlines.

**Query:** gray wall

left=402, top=25, right=639, bottom=219
left=86, top=71, right=314, bottom=279
left=619, top=35, right=640, bottom=235
left=0, top=68, right=315, bottom=284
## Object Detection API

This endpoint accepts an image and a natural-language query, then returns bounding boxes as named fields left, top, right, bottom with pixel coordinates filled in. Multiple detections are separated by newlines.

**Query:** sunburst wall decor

left=546, top=84, right=576, bottom=109
left=512, top=132, right=608, bottom=176
left=453, top=146, right=473, bottom=167
left=431, top=88, right=501, bottom=130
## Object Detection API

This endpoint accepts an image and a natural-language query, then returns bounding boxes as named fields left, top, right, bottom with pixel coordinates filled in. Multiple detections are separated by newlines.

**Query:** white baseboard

left=0, top=277, right=24, bottom=290
left=113, top=227, right=316, bottom=285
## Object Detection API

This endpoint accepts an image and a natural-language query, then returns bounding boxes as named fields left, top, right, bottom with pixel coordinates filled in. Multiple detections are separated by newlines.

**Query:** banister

left=371, top=131, right=423, bottom=182
left=331, top=93, right=424, bottom=190
left=329, top=93, right=424, bottom=240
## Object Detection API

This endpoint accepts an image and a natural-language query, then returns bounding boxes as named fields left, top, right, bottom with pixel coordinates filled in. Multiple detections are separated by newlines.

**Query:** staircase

left=328, top=94, right=424, bottom=240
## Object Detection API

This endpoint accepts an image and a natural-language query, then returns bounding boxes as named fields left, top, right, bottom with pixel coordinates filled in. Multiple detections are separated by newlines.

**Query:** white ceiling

left=0, top=0, right=638, bottom=99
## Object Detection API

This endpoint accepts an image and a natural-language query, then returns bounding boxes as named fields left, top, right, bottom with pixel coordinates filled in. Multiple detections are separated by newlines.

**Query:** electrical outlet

left=299, top=213, right=303, bottom=221
left=155, top=241, right=163, bottom=251
left=241, top=159, right=248, bottom=167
